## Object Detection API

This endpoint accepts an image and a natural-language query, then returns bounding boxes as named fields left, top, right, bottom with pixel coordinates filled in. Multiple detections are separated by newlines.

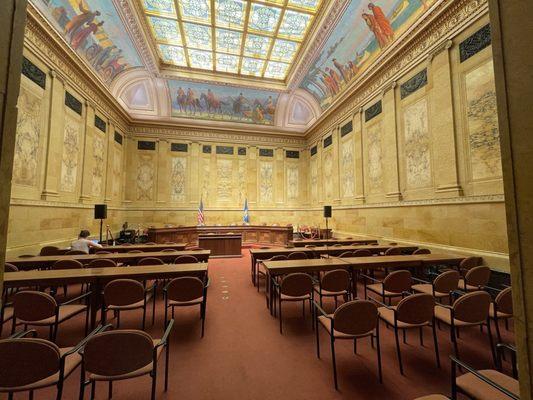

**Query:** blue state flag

left=243, top=198, right=250, bottom=224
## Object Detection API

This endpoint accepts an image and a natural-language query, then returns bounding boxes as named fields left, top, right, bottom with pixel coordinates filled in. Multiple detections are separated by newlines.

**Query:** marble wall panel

left=136, top=154, right=154, bottom=201
left=91, top=135, right=105, bottom=197
left=341, top=137, right=355, bottom=197
left=59, top=114, right=80, bottom=192
left=217, top=159, right=233, bottom=201
left=238, top=159, right=246, bottom=204
left=323, top=150, right=333, bottom=200
left=310, top=158, right=318, bottom=203
left=366, top=123, right=383, bottom=193
left=287, top=164, right=299, bottom=201
left=403, top=98, right=431, bottom=188
left=259, top=161, right=273, bottom=203
left=465, top=60, right=502, bottom=180
left=13, top=87, right=42, bottom=186
left=170, top=157, right=187, bottom=202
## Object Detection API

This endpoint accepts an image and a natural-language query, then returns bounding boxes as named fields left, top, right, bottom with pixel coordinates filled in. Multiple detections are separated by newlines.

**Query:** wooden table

left=7, top=250, right=210, bottom=270
left=3, top=263, right=208, bottom=329
left=289, top=238, right=378, bottom=247
left=198, top=233, right=242, bottom=258
left=91, top=243, right=187, bottom=253
left=147, top=225, right=293, bottom=246
left=249, top=244, right=418, bottom=284
left=262, top=253, right=469, bottom=311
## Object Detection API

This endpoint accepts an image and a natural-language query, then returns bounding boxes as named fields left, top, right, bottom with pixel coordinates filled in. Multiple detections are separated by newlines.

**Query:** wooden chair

left=11, top=290, right=90, bottom=341
left=490, top=287, right=513, bottom=343
left=363, top=270, right=412, bottom=304
left=434, top=291, right=495, bottom=364
left=4, top=263, right=17, bottom=272
left=257, top=255, right=286, bottom=291
left=458, top=266, right=491, bottom=291
left=252, top=246, right=271, bottom=284
left=451, top=344, right=518, bottom=400
left=273, top=273, right=314, bottom=334
left=138, top=257, right=164, bottom=266
left=385, top=247, right=402, bottom=255
left=88, top=258, right=117, bottom=268
left=413, top=248, right=431, bottom=255
left=0, top=327, right=100, bottom=400
left=161, top=248, right=178, bottom=253
left=40, top=246, right=60, bottom=256
left=337, top=251, right=353, bottom=258
left=95, top=250, right=112, bottom=255
left=51, top=259, right=85, bottom=297
left=314, top=269, right=351, bottom=309
left=314, top=299, right=382, bottom=389
left=287, top=251, right=308, bottom=260
left=164, top=277, right=210, bottom=337
left=145, top=242, right=157, bottom=245
left=376, top=293, right=440, bottom=375
left=174, top=255, right=199, bottom=264
left=353, top=249, right=372, bottom=257
left=412, top=270, right=460, bottom=304
left=79, top=321, right=174, bottom=400
left=458, top=257, right=481, bottom=277
left=101, top=279, right=156, bottom=329
left=128, top=249, right=144, bottom=253
left=65, top=250, right=87, bottom=255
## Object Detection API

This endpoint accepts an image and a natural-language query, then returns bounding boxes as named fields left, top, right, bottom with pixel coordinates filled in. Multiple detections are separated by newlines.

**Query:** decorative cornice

left=115, top=0, right=158, bottom=75
left=306, top=0, right=489, bottom=142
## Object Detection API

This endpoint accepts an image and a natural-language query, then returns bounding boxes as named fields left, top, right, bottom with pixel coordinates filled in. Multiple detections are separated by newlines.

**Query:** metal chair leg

left=108, top=382, right=113, bottom=399
left=432, top=322, right=441, bottom=368
left=330, top=335, right=338, bottom=390
left=376, top=325, right=383, bottom=383
left=394, top=325, right=404, bottom=375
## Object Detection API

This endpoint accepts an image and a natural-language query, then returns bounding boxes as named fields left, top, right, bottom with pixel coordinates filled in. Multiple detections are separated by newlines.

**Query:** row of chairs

left=268, top=267, right=513, bottom=390
left=0, top=321, right=174, bottom=400
left=17, top=242, right=180, bottom=258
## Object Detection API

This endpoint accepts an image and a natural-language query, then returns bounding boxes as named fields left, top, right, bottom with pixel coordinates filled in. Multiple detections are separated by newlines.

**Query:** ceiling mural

left=299, top=0, right=435, bottom=109
left=141, top=0, right=322, bottom=80
left=32, top=0, right=143, bottom=84
left=168, top=80, right=278, bottom=124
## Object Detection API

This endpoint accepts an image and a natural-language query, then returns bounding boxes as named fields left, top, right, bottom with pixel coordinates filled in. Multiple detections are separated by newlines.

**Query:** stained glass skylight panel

left=215, top=29, right=242, bottom=54
left=142, top=0, right=322, bottom=79
left=216, top=53, right=240, bottom=73
left=159, top=44, right=187, bottom=66
left=188, top=49, right=213, bottom=69
left=183, top=23, right=212, bottom=50
left=179, top=0, right=211, bottom=23
left=248, top=3, right=281, bottom=34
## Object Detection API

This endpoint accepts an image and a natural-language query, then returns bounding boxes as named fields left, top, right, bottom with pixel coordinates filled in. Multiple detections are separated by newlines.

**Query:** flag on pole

left=198, top=198, right=205, bottom=226
left=243, top=198, right=250, bottom=224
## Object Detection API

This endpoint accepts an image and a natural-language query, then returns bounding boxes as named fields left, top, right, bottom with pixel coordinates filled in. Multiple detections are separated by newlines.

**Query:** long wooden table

left=91, top=243, right=187, bottom=253
left=290, top=238, right=378, bottom=247
left=147, top=225, right=293, bottom=246
left=262, top=253, right=469, bottom=311
left=3, top=263, right=208, bottom=329
left=198, top=234, right=242, bottom=258
left=249, top=244, right=419, bottom=283
left=7, top=250, right=210, bottom=270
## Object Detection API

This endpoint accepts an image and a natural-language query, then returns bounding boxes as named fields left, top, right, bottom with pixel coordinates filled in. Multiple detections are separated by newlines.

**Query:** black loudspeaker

left=94, top=204, right=107, bottom=220
left=324, top=205, right=332, bottom=218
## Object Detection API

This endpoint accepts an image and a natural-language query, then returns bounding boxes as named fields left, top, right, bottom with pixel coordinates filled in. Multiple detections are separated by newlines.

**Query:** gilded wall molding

left=306, top=0, right=489, bottom=142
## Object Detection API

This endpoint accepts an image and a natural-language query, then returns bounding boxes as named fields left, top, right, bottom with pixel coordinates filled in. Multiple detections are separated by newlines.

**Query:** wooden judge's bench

left=147, top=225, right=294, bottom=246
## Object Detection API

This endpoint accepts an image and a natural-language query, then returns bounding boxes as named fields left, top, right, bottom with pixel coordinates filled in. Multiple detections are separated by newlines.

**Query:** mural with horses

left=32, top=0, right=142, bottom=84
left=168, top=80, right=278, bottom=125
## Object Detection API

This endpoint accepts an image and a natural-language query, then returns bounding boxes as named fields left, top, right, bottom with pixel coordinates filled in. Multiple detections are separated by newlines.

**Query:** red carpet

left=0, top=250, right=514, bottom=399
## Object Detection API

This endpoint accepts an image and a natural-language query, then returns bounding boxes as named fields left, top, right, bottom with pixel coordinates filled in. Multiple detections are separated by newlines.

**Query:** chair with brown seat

left=314, top=299, right=382, bottom=389
left=40, top=246, right=60, bottom=256
left=385, top=247, right=403, bottom=255
left=257, top=255, right=287, bottom=291
left=161, top=248, right=177, bottom=253
left=101, top=279, right=156, bottom=329
left=273, top=273, right=314, bottom=334
left=79, top=321, right=174, bottom=400
left=376, top=293, right=440, bottom=375
left=95, top=250, right=112, bottom=255
left=458, top=266, right=491, bottom=292
left=65, top=250, right=87, bottom=255
left=337, top=251, right=353, bottom=258
left=4, top=263, right=18, bottom=272
left=287, top=251, right=308, bottom=260
left=138, top=257, right=165, bottom=266
left=252, top=246, right=271, bottom=284
left=353, top=249, right=372, bottom=257
left=145, top=242, right=157, bottom=245
left=18, top=254, right=36, bottom=258
left=0, top=327, right=101, bottom=400
left=451, top=344, right=519, bottom=400
left=121, top=242, right=133, bottom=246
left=314, top=269, right=351, bottom=309
left=490, top=287, right=513, bottom=343
left=363, top=270, right=412, bottom=304
left=413, top=248, right=431, bottom=255
left=51, top=259, right=85, bottom=297
left=88, top=258, right=117, bottom=268
left=458, top=256, right=480, bottom=276
left=174, top=255, right=199, bottom=264
left=11, top=290, right=90, bottom=341
left=412, top=270, right=460, bottom=304
left=434, top=291, right=495, bottom=364
left=331, top=244, right=343, bottom=247
left=128, top=249, right=143, bottom=253
left=164, top=277, right=210, bottom=337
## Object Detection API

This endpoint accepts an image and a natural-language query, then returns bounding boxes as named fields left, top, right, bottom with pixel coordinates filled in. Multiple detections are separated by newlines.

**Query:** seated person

left=71, top=230, right=103, bottom=254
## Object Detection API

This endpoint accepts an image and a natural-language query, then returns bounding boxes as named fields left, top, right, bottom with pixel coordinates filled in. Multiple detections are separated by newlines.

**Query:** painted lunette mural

left=32, top=0, right=142, bottom=83
left=300, top=0, right=436, bottom=109
left=168, top=80, right=278, bottom=125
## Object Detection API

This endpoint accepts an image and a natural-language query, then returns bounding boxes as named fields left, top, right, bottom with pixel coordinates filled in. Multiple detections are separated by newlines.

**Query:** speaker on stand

left=324, top=206, right=332, bottom=257
left=94, top=204, right=107, bottom=243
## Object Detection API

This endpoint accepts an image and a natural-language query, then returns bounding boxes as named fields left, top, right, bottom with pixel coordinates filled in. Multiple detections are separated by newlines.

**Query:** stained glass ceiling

left=142, top=0, right=321, bottom=80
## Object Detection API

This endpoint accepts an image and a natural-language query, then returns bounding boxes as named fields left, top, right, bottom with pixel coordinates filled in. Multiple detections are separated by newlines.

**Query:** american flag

left=243, top=198, right=249, bottom=224
left=197, top=198, right=205, bottom=226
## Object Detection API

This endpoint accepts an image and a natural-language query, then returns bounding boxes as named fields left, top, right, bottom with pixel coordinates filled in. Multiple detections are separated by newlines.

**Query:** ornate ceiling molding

left=306, top=0, right=489, bottom=142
